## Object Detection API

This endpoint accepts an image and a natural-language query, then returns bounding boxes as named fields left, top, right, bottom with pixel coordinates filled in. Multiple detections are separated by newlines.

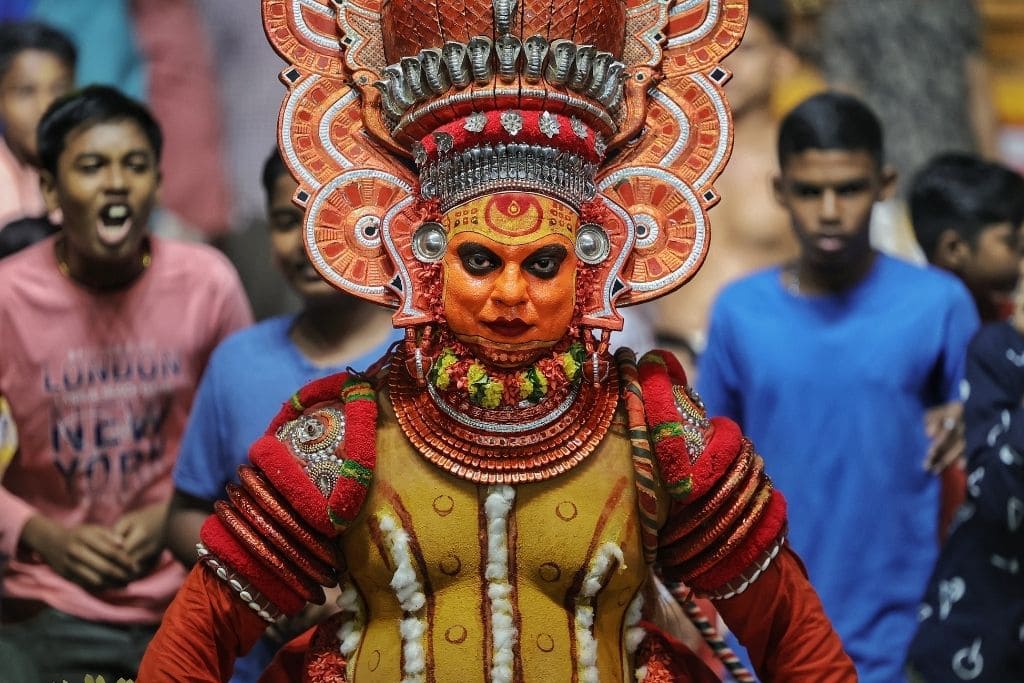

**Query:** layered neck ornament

left=388, top=338, right=619, bottom=484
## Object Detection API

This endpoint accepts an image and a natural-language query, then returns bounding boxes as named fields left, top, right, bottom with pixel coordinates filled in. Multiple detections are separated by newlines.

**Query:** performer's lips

left=484, top=318, right=531, bottom=337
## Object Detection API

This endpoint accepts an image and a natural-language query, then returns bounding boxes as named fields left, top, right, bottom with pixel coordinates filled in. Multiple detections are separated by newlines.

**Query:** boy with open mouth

left=0, top=85, right=253, bottom=682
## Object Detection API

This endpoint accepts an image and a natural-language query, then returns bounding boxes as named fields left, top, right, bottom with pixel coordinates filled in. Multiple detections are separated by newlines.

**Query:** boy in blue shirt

left=165, top=149, right=400, bottom=682
left=698, top=92, right=979, bottom=682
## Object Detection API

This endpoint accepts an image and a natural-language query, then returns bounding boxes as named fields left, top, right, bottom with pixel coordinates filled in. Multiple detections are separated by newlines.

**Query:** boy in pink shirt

left=0, top=21, right=75, bottom=228
left=0, top=86, right=252, bottom=682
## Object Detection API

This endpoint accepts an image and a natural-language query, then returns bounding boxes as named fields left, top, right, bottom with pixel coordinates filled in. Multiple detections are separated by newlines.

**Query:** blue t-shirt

left=174, top=314, right=399, bottom=499
left=697, top=254, right=979, bottom=683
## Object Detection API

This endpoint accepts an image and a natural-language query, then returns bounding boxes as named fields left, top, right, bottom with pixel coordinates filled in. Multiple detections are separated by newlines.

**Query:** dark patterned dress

left=907, top=322, right=1024, bottom=681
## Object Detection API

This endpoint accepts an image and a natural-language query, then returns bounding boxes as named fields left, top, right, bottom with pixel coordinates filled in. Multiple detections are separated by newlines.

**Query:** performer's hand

left=924, top=401, right=965, bottom=473
left=21, top=514, right=135, bottom=589
left=113, top=501, right=169, bottom=579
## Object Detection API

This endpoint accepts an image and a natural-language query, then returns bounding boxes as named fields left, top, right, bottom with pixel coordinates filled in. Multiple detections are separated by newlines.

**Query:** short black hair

left=261, top=147, right=290, bottom=201
left=36, top=85, right=162, bottom=176
left=749, top=0, right=788, bottom=43
left=0, top=20, right=76, bottom=81
left=910, top=153, right=1024, bottom=259
left=777, top=91, right=885, bottom=169
left=0, top=216, right=59, bottom=259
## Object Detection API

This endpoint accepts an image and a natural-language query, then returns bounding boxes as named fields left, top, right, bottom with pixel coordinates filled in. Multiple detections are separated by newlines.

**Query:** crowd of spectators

left=0, top=1, right=1022, bottom=681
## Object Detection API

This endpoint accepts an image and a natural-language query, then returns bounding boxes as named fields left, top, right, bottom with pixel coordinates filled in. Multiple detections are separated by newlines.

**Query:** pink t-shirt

left=0, top=137, right=46, bottom=228
left=0, top=235, right=252, bottom=624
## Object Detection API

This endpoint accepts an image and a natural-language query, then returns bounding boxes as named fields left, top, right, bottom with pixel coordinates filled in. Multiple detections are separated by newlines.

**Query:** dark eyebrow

left=73, top=150, right=154, bottom=165
left=790, top=177, right=872, bottom=190
left=456, top=242, right=499, bottom=259
left=526, top=244, right=568, bottom=261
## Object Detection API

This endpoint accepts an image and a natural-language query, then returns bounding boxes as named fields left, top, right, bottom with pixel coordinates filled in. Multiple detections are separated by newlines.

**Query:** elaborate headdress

left=263, top=0, right=745, bottom=334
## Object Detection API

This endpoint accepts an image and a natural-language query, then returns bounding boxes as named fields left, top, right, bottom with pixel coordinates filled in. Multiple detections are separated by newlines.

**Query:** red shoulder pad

left=195, top=371, right=380, bottom=620
left=636, top=350, right=788, bottom=598
left=264, top=373, right=378, bottom=533
left=638, top=350, right=739, bottom=501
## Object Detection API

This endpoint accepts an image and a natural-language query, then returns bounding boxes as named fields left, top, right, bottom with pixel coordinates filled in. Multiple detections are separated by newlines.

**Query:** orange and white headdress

left=263, top=0, right=745, bottom=333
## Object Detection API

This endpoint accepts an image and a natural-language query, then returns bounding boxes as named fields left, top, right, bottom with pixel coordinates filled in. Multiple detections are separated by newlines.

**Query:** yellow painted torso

left=339, top=394, right=650, bottom=682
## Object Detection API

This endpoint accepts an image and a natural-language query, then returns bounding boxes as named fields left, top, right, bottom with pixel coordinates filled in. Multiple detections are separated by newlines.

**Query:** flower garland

left=429, top=342, right=586, bottom=409
left=379, top=513, right=427, bottom=683
left=575, top=542, right=625, bottom=683
left=484, top=485, right=517, bottom=683
left=336, top=579, right=365, bottom=679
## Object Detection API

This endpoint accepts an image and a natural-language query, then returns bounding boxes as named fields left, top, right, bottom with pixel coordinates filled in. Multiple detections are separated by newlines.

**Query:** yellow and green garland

left=429, top=343, right=586, bottom=409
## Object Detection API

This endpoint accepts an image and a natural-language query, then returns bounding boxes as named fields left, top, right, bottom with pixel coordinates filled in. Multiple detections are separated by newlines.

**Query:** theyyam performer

left=139, top=0, right=855, bottom=680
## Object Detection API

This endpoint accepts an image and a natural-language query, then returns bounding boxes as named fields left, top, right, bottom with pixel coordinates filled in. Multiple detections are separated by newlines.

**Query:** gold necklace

left=55, top=238, right=152, bottom=280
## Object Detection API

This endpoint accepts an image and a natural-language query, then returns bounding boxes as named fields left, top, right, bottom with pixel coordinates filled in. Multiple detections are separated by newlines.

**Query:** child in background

left=910, top=153, right=1024, bottom=323
left=655, top=0, right=799, bottom=376
left=909, top=154, right=1024, bottom=539
left=698, top=92, right=979, bottom=681
left=0, top=21, right=75, bottom=227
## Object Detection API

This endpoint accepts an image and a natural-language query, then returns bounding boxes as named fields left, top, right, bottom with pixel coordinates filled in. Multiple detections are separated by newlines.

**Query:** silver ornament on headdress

left=575, top=223, right=611, bottom=265
left=411, top=222, right=448, bottom=263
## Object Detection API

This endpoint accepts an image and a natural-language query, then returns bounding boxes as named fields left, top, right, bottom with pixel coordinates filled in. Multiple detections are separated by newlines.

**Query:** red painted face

left=441, top=193, right=579, bottom=366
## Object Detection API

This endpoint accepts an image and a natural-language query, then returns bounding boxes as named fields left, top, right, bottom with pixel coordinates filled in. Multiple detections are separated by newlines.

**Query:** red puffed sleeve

left=716, top=547, right=856, bottom=681
left=633, top=351, right=788, bottom=597
left=141, top=373, right=379, bottom=678
left=137, top=565, right=268, bottom=682
left=197, top=373, right=377, bottom=614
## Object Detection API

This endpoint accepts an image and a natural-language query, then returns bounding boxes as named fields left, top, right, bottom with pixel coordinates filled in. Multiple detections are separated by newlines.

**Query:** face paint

left=441, top=192, right=579, bottom=366
left=442, top=192, right=578, bottom=246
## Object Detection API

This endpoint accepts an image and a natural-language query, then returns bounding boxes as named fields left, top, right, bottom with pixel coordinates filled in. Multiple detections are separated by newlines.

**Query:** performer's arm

left=715, top=547, right=856, bottom=681
left=139, top=374, right=375, bottom=679
left=633, top=351, right=854, bottom=680
left=137, top=565, right=268, bottom=682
